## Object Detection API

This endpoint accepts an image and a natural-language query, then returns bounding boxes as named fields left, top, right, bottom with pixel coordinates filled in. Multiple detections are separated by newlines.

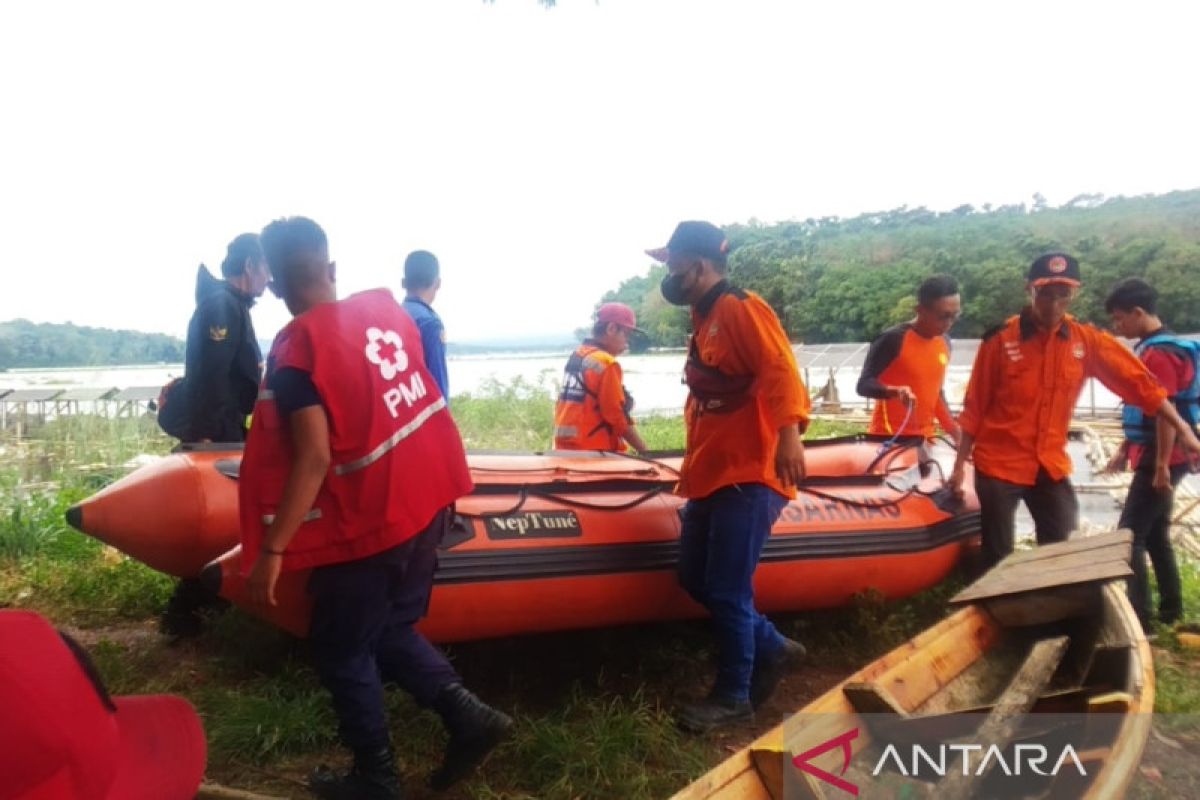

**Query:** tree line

left=0, top=319, right=184, bottom=370
left=600, top=190, right=1200, bottom=347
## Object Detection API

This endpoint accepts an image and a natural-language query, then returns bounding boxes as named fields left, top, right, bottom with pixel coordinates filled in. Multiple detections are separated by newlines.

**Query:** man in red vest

left=240, top=217, right=511, bottom=800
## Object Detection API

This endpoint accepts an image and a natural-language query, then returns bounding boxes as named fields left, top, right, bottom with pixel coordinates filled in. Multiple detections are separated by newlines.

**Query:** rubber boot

left=430, top=683, right=514, bottom=791
left=308, top=744, right=403, bottom=800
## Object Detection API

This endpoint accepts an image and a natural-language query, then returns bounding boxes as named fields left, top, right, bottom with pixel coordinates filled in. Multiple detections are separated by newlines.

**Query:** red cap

left=0, top=610, right=207, bottom=800
left=596, top=302, right=645, bottom=334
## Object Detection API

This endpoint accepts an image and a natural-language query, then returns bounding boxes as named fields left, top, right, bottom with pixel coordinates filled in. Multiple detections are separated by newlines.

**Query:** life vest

left=554, top=342, right=633, bottom=450
left=1121, top=333, right=1200, bottom=444
left=684, top=335, right=755, bottom=414
left=239, top=289, right=473, bottom=572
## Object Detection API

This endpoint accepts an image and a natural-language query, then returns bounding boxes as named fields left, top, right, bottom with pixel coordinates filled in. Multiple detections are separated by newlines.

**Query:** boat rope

left=469, top=464, right=661, bottom=477
left=796, top=480, right=918, bottom=510
left=457, top=485, right=668, bottom=518
left=602, top=449, right=683, bottom=478
left=874, top=397, right=916, bottom=458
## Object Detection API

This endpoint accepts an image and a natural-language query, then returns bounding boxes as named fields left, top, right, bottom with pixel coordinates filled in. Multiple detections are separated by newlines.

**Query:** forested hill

left=0, top=320, right=184, bottom=369
left=602, top=190, right=1200, bottom=347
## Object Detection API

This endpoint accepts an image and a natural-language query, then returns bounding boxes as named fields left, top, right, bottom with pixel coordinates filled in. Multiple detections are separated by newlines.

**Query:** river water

left=1, top=348, right=1126, bottom=417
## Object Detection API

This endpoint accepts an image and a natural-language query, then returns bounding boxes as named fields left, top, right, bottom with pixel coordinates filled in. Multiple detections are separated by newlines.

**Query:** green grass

left=4, top=388, right=1199, bottom=797
left=1153, top=559, right=1200, bottom=724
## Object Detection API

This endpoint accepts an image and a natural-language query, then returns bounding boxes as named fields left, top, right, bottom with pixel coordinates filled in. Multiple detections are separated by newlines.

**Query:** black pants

left=1118, top=463, right=1186, bottom=628
left=307, top=509, right=460, bottom=751
left=976, top=468, right=1079, bottom=570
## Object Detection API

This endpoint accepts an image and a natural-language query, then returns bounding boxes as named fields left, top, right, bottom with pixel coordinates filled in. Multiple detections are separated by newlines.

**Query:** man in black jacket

left=178, top=233, right=271, bottom=442
left=160, top=233, right=270, bottom=637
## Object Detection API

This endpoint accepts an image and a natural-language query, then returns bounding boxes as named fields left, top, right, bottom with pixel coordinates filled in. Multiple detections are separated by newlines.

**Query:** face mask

left=660, top=267, right=694, bottom=306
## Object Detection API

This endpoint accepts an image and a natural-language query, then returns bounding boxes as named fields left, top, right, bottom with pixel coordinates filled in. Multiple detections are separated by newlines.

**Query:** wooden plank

left=842, top=682, right=908, bottom=716
left=952, top=559, right=1130, bottom=604
left=996, top=530, right=1131, bottom=566
left=982, top=541, right=1131, bottom=576
left=748, top=748, right=791, bottom=799
left=981, top=582, right=1102, bottom=626
left=937, top=636, right=1070, bottom=800
left=1087, top=692, right=1134, bottom=713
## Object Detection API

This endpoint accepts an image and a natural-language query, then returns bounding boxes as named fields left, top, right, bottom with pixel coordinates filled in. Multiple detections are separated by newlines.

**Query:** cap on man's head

left=1028, top=252, right=1081, bottom=287
left=596, top=302, right=645, bottom=334
left=646, top=221, right=730, bottom=263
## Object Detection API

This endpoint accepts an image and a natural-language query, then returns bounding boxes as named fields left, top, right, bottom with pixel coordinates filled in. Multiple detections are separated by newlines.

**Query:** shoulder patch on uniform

left=208, top=325, right=229, bottom=342
left=981, top=323, right=1005, bottom=342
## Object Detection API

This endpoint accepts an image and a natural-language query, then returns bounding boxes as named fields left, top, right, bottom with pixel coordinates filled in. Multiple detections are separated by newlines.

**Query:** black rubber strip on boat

left=432, top=512, right=981, bottom=584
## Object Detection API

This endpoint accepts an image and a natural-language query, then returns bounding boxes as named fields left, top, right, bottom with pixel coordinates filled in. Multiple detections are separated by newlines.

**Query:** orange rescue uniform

left=553, top=342, right=633, bottom=451
left=679, top=283, right=811, bottom=500
left=959, top=310, right=1167, bottom=485
left=857, top=322, right=956, bottom=437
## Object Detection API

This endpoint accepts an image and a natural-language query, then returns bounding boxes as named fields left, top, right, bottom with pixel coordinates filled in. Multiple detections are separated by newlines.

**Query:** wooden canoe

left=673, top=531, right=1153, bottom=800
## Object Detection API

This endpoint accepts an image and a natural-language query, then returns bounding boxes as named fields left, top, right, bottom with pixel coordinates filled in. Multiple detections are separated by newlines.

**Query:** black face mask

left=660, top=268, right=694, bottom=306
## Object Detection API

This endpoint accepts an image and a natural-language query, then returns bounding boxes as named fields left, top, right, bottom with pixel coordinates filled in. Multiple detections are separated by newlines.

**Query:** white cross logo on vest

left=364, top=327, right=409, bottom=380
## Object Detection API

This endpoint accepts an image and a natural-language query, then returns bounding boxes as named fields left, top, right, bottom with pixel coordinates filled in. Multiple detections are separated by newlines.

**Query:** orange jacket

left=553, top=342, right=632, bottom=451
left=857, top=322, right=956, bottom=438
left=678, top=283, right=810, bottom=500
left=959, top=310, right=1167, bottom=485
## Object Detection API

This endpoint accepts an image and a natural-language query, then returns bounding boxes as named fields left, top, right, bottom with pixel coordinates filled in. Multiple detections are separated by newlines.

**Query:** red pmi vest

left=239, top=288, right=473, bottom=572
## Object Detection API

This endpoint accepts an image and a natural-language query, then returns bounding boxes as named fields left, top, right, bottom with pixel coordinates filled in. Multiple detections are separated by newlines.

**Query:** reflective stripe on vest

left=334, top=395, right=448, bottom=476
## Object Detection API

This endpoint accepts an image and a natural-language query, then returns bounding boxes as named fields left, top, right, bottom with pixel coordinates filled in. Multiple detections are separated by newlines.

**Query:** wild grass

left=4, top=389, right=1198, bottom=797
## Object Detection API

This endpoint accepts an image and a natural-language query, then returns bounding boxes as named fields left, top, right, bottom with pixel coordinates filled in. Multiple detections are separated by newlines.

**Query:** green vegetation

left=602, top=190, right=1200, bottom=346
left=3, top=390, right=1198, bottom=797
left=0, top=318, right=184, bottom=369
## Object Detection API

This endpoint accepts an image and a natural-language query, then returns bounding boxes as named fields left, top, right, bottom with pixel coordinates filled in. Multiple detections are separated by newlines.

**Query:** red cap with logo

left=596, top=302, right=645, bottom=334
left=0, top=610, right=207, bottom=800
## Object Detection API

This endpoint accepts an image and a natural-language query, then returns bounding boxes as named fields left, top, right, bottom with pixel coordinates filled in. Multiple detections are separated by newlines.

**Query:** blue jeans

left=677, top=483, right=788, bottom=703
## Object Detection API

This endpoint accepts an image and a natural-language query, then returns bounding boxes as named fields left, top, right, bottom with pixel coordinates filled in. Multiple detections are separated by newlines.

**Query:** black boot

left=309, top=745, right=403, bottom=800
left=159, top=577, right=227, bottom=638
left=749, top=636, right=807, bottom=708
left=675, top=694, right=754, bottom=734
left=430, top=683, right=513, bottom=791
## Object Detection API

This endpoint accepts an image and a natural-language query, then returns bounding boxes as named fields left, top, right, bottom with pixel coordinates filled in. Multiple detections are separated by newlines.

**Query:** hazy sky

left=2, top=0, right=1198, bottom=343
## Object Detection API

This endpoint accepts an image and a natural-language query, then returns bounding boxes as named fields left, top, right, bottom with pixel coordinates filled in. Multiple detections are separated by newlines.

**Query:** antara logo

left=790, top=728, right=1087, bottom=796
left=791, top=728, right=860, bottom=796
left=872, top=742, right=1087, bottom=778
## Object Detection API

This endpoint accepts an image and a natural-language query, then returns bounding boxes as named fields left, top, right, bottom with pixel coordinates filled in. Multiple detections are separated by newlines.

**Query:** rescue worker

left=647, top=221, right=810, bottom=733
left=241, top=217, right=511, bottom=800
left=401, top=250, right=450, bottom=398
left=159, top=232, right=271, bottom=638
left=949, top=253, right=1200, bottom=571
left=553, top=302, right=649, bottom=453
left=1103, top=277, right=1198, bottom=628
left=856, top=274, right=962, bottom=441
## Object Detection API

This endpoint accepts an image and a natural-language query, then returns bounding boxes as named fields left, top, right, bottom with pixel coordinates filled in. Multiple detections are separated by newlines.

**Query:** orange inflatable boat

left=67, top=436, right=979, bottom=642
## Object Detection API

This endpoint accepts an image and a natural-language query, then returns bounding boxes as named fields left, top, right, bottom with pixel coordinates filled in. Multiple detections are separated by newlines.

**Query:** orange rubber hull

left=68, top=437, right=980, bottom=641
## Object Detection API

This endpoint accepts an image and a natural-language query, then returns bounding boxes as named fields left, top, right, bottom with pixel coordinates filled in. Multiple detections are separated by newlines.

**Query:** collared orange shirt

left=678, top=283, right=811, bottom=500
left=959, top=310, right=1166, bottom=486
